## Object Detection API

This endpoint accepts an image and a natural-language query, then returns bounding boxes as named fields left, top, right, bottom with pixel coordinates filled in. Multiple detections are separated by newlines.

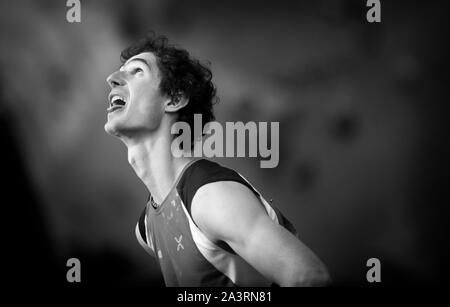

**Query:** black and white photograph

left=1, top=0, right=449, bottom=298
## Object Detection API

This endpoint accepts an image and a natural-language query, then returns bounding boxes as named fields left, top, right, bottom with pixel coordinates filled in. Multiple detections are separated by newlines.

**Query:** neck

left=121, top=128, right=193, bottom=204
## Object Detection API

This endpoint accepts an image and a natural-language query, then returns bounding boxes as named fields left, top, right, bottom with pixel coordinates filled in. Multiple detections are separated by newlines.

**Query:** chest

left=146, top=196, right=211, bottom=279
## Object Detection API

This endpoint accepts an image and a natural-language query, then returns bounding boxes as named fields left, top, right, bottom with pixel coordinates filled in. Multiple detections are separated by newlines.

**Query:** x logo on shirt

left=174, top=234, right=184, bottom=251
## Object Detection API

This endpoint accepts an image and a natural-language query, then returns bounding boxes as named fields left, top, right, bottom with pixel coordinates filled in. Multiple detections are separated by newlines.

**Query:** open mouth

left=107, top=95, right=127, bottom=113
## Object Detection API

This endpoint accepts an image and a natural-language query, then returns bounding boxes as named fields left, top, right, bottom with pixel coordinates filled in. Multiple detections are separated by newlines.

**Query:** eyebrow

left=120, top=58, right=151, bottom=70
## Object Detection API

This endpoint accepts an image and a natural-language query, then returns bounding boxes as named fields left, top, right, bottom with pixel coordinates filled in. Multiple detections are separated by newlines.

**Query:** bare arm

left=191, top=181, right=331, bottom=287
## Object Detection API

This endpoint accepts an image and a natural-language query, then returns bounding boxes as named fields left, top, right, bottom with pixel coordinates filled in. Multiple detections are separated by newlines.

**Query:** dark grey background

left=0, top=0, right=448, bottom=287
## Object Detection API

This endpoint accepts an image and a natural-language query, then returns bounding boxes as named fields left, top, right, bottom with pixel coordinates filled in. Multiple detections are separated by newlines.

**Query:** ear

left=165, top=93, right=189, bottom=113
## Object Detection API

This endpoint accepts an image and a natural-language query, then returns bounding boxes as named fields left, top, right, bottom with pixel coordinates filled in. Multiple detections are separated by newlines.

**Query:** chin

left=104, top=120, right=122, bottom=137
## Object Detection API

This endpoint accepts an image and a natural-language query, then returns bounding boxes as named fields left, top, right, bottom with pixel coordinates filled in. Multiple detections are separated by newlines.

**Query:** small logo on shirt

left=175, top=234, right=184, bottom=251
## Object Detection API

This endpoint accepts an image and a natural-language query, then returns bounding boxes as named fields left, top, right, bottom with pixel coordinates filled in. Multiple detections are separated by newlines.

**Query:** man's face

left=104, top=52, right=168, bottom=138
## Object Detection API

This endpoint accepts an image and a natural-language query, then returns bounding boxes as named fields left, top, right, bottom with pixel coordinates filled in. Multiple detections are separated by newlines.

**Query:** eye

left=132, top=67, right=143, bottom=74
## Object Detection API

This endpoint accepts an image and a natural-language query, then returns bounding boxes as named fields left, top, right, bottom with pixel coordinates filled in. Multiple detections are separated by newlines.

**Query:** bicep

left=230, top=213, right=324, bottom=285
left=193, top=181, right=327, bottom=286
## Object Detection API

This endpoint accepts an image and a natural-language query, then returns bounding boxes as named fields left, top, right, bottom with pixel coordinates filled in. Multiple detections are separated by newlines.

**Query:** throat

left=126, top=141, right=194, bottom=204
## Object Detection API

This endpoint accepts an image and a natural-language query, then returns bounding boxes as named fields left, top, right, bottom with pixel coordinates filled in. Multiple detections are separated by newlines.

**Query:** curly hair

left=120, top=31, right=218, bottom=147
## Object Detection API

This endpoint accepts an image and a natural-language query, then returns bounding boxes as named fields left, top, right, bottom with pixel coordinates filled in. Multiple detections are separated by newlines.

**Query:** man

left=105, top=32, right=330, bottom=287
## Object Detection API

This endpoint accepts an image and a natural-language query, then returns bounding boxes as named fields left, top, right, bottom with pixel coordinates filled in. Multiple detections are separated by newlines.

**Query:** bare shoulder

left=191, top=181, right=268, bottom=242
left=192, top=181, right=265, bottom=216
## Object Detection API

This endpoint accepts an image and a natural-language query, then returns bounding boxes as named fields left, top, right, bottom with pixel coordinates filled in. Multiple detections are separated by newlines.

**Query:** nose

left=106, top=70, right=125, bottom=88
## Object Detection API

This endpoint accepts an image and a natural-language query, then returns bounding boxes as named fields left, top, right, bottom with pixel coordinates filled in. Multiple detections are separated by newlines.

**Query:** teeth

left=110, top=95, right=126, bottom=107
left=112, top=95, right=122, bottom=103
left=111, top=95, right=124, bottom=102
